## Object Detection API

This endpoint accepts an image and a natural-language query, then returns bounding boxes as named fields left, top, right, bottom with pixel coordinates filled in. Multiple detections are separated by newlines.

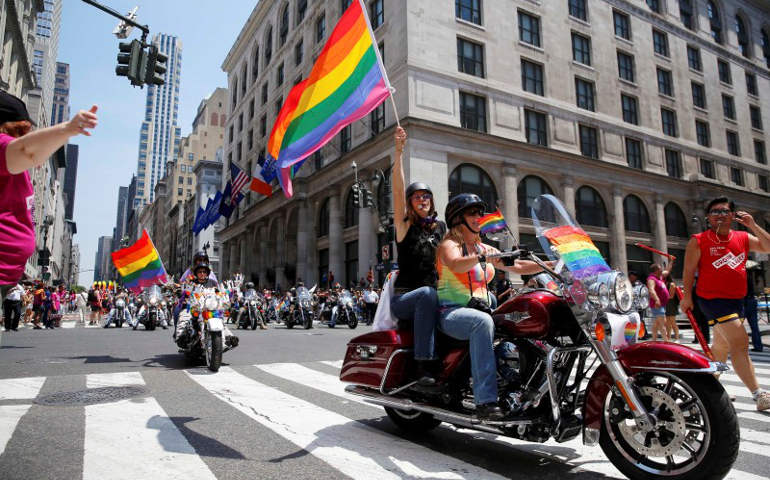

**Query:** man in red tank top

left=681, top=197, right=770, bottom=411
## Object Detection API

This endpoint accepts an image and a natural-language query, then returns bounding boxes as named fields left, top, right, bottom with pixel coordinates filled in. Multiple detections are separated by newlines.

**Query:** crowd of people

left=2, top=282, right=86, bottom=331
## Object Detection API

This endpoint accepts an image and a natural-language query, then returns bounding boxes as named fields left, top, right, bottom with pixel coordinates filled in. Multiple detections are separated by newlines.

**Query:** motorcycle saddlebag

left=339, top=329, right=414, bottom=389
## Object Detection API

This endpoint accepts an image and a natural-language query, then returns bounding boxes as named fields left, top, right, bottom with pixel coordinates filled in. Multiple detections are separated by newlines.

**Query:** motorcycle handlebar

left=485, top=249, right=527, bottom=260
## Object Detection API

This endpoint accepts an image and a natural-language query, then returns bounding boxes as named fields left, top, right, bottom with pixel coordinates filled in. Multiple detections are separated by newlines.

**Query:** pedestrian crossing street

left=1, top=352, right=770, bottom=480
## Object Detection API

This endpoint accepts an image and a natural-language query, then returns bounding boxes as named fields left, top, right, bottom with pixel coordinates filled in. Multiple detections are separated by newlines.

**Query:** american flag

left=229, top=162, right=250, bottom=205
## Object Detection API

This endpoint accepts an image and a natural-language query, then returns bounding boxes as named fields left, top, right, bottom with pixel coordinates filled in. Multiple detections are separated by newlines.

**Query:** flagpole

left=144, top=229, right=169, bottom=282
left=357, top=0, right=400, bottom=128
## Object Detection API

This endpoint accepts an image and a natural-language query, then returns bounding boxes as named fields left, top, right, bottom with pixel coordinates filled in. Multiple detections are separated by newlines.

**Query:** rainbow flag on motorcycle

left=478, top=209, right=508, bottom=235
left=111, top=230, right=168, bottom=293
left=268, top=0, right=392, bottom=197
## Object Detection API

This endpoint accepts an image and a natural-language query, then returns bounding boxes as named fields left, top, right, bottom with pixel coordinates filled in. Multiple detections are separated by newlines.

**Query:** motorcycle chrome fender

left=581, top=342, right=727, bottom=446
left=207, top=317, right=224, bottom=332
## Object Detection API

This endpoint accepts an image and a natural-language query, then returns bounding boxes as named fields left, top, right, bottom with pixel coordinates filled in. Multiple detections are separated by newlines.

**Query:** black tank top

left=394, top=221, right=447, bottom=290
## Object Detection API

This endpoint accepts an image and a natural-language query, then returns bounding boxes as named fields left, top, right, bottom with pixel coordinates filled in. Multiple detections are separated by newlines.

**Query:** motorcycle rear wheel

left=205, top=331, right=223, bottom=372
left=384, top=407, right=441, bottom=433
left=599, top=372, right=738, bottom=480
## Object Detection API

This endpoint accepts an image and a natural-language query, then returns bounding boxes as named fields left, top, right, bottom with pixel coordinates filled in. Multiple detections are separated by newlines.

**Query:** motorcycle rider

left=180, top=251, right=218, bottom=283
left=237, top=281, right=267, bottom=329
left=103, top=288, right=132, bottom=328
left=436, top=193, right=551, bottom=420
left=329, top=283, right=343, bottom=327
left=133, top=286, right=169, bottom=330
left=175, top=262, right=237, bottom=347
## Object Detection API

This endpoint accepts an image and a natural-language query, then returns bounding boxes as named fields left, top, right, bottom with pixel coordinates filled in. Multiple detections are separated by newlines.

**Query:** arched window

left=264, top=26, right=273, bottom=64
left=762, top=28, right=770, bottom=67
left=240, top=63, right=248, bottom=96
left=665, top=202, right=689, bottom=237
left=317, top=198, right=329, bottom=237
left=735, top=15, right=750, bottom=58
left=679, top=0, right=695, bottom=30
left=448, top=163, right=498, bottom=213
left=279, top=4, right=290, bottom=46
left=707, top=1, right=722, bottom=44
left=517, top=175, right=553, bottom=219
left=297, top=0, right=308, bottom=24
left=575, top=186, right=608, bottom=227
left=344, top=187, right=359, bottom=228
left=252, top=45, right=259, bottom=82
left=623, top=195, right=651, bottom=233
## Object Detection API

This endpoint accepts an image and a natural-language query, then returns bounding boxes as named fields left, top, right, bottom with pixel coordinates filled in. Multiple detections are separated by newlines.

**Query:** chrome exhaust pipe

left=345, top=385, right=538, bottom=433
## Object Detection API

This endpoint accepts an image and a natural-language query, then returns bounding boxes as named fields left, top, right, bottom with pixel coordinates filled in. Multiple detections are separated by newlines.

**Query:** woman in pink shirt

left=0, top=91, right=97, bottom=298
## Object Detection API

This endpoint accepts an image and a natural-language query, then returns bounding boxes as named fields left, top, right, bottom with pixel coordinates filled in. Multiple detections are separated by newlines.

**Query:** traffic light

left=116, top=39, right=143, bottom=85
left=352, top=184, right=361, bottom=208
left=364, top=188, right=374, bottom=208
left=143, top=44, right=167, bottom=86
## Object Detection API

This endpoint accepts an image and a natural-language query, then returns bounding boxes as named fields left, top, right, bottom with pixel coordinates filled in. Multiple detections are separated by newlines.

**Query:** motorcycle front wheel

left=599, top=372, right=738, bottom=480
left=205, top=330, right=223, bottom=372
left=303, top=310, right=312, bottom=329
left=347, top=310, right=357, bottom=329
left=147, top=315, right=156, bottom=331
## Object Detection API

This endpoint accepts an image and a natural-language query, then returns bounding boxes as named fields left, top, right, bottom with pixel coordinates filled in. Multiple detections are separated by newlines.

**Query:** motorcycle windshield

left=531, top=194, right=611, bottom=308
left=245, top=289, right=257, bottom=300
left=145, top=285, right=162, bottom=303
left=298, top=287, right=311, bottom=302
left=341, top=290, right=353, bottom=301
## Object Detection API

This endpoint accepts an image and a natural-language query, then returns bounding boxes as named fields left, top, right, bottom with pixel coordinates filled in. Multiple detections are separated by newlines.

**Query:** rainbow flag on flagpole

left=478, top=209, right=508, bottom=235
left=268, top=0, right=392, bottom=197
left=111, top=229, right=168, bottom=293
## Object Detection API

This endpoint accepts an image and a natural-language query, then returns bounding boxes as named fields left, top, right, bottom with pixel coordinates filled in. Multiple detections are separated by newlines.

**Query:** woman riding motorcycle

left=436, top=193, right=549, bottom=420
left=389, top=127, right=447, bottom=385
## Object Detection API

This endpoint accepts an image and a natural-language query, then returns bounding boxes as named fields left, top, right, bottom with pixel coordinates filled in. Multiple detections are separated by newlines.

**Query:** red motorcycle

left=340, top=194, right=739, bottom=480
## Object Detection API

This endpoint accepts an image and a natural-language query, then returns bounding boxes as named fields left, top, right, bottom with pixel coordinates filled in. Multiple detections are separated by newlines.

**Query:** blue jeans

left=744, top=296, right=762, bottom=351
left=390, top=286, right=438, bottom=361
left=439, top=307, right=497, bottom=405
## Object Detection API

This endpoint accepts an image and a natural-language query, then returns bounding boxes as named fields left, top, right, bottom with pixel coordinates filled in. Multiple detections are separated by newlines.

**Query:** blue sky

left=59, top=1, right=255, bottom=285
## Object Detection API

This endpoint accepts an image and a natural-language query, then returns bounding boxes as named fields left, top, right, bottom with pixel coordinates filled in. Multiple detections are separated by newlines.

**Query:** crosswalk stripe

left=83, top=372, right=216, bottom=480
left=320, top=360, right=343, bottom=369
left=187, top=366, right=508, bottom=480
left=0, top=376, right=45, bottom=457
left=257, top=362, right=372, bottom=406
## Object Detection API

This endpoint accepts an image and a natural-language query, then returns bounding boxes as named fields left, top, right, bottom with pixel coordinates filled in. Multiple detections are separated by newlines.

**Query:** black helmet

left=405, top=182, right=432, bottom=199
left=193, top=262, right=211, bottom=275
left=445, top=193, right=488, bottom=227
left=193, top=251, right=209, bottom=264
left=245, top=282, right=254, bottom=289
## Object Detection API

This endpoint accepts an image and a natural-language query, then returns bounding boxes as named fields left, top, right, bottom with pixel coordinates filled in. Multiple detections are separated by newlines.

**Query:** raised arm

left=737, top=211, right=770, bottom=254
left=391, top=127, right=409, bottom=243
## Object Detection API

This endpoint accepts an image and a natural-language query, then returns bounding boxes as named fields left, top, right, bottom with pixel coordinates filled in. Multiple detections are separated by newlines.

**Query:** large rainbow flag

left=111, top=230, right=168, bottom=292
left=542, top=225, right=610, bottom=280
left=268, top=0, right=392, bottom=197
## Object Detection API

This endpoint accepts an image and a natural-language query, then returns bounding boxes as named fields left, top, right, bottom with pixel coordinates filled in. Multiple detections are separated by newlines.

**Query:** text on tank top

left=694, top=230, right=749, bottom=300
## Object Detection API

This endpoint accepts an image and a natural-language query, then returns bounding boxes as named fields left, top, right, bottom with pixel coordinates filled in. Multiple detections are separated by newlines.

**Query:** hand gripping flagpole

left=634, top=242, right=713, bottom=359
left=358, top=0, right=400, bottom=128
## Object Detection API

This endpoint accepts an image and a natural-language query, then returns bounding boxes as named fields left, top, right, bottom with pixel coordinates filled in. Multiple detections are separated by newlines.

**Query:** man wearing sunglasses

left=681, top=197, right=770, bottom=411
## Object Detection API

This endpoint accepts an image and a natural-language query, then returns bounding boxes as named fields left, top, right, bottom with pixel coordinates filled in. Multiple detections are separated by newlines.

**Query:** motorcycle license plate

left=207, top=317, right=224, bottom=332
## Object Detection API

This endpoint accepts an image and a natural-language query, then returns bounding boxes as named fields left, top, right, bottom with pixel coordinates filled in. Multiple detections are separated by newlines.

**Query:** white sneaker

left=756, top=392, right=770, bottom=412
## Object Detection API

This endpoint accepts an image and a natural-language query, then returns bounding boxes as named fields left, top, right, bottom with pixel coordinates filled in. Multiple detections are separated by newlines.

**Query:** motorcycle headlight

left=250, top=300, right=257, bottom=306
left=161, top=301, right=167, bottom=307
left=634, top=285, right=650, bottom=310
left=588, top=281, right=610, bottom=309
left=149, top=298, right=158, bottom=306
left=611, top=273, right=634, bottom=313
left=204, top=295, right=219, bottom=311
left=116, top=299, right=125, bottom=308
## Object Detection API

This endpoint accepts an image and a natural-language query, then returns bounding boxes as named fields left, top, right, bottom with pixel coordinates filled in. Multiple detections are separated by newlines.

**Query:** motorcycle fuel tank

left=493, top=290, right=568, bottom=338
left=340, top=330, right=414, bottom=389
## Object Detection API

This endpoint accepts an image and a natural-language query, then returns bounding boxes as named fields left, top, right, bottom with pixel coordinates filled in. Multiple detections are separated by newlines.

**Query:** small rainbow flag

left=111, top=230, right=167, bottom=293
left=269, top=0, right=392, bottom=197
left=478, top=209, right=507, bottom=235
left=542, top=225, right=610, bottom=280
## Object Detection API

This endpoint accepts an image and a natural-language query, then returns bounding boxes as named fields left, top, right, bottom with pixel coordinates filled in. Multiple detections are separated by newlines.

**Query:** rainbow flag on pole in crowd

left=268, top=0, right=393, bottom=197
left=111, top=229, right=168, bottom=293
left=478, top=209, right=508, bottom=235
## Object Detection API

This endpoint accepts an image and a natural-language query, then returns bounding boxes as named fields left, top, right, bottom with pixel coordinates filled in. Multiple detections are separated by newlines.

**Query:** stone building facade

left=217, top=0, right=770, bottom=289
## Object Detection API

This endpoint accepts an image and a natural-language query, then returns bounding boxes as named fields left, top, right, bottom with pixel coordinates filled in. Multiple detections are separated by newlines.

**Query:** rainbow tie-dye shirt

left=437, top=244, right=495, bottom=311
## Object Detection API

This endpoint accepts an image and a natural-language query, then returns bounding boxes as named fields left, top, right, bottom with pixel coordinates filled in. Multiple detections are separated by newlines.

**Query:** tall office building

left=28, top=0, right=61, bottom=128
left=51, top=61, right=70, bottom=125
left=62, top=145, right=78, bottom=219
left=134, top=33, right=183, bottom=208
left=93, top=236, right=112, bottom=282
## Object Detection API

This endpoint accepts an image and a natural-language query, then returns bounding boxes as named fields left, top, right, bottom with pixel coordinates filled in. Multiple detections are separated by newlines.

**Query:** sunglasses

left=411, top=192, right=432, bottom=201
left=708, top=209, right=732, bottom=216
left=464, top=208, right=485, bottom=217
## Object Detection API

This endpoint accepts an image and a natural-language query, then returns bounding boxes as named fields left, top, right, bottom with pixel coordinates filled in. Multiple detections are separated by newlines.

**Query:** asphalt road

left=1, top=315, right=769, bottom=480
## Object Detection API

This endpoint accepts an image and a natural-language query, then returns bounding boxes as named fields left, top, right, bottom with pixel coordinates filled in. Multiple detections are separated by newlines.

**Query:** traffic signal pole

left=81, top=0, right=149, bottom=42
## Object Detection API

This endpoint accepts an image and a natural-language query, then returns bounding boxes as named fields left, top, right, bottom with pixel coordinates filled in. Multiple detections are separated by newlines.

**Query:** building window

left=731, top=167, right=743, bottom=186
left=297, top=0, right=307, bottom=23
left=750, top=106, right=763, bottom=130
left=265, top=27, right=273, bottom=64
left=759, top=175, right=769, bottom=192
left=295, top=39, right=303, bottom=66
left=746, top=72, right=758, bottom=96
left=691, top=82, right=706, bottom=109
left=735, top=15, right=750, bottom=58
left=613, top=10, right=631, bottom=40
left=521, top=59, right=544, bottom=95
left=575, top=78, right=595, bottom=111
left=228, top=125, right=234, bottom=142
left=665, top=203, right=689, bottom=237
left=248, top=100, right=255, bottom=120
left=572, top=33, right=591, bottom=65
left=518, top=11, right=541, bottom=47
left=344, top=188, right=359, bottom=228
left=679, top=0, right=695, bottom=30
left=722, top=94, right=735, bottom=120
left=621, top=94, right=638, bottom=124
left=457, top=38, right=485, bottom=78
left=625, top=137, right=643, bottom=169
left=763, top=29, right=770, bottom=68
left=617, top=51, right=635, bottom=82
left=456, top=0, right=482, bottom=25
left=755, top=140, right=767, bottom=164
left=340, top=125, right=351, bottom=153
left=652, top=29, right=669, bottom=57
left=665, top=149, right=682, bottom=178
left=695, top=120, right=710, bottom=147
left=279, top=5, right=289, bottom=46
left=717, top=59, right=731, bottom=84
left=378, top=40, right=385, bottom=63
left=345, top=241, right=358, bottom=286
left=341, top=0, right=352, bottom=11
left=317, top=248, right=329, bottom=286
left=260, top=114, right=267, bottom=137
left=661, top=108, right=678, bottom=136
left=318, top=199, right=330, bottom=237
left=646, top=0, right=660, bottom=13
left=575, top=186, right=608, bottom=227
left=316, top=14, right=326, bottom=43
left=313, top=150, right=322, bottom=171
left=252, top=47, right=259, bottom=81
left=524, top=110, right=547, bottom=146
left=657, top=68, right=673, bottom=96
left=248, top=129, right=254, bottom=150
left=687, top=45, right=702, bottom=71
left=459, top=92, right=487, bottom=132
left=579, top=125, right=599, bottom=158
left=370, top=103, right=385, bottom=136
left=449, top=163, right=499, bottom=210
left=568, top=0, right=587, bottom=21
left=275, top=98, right=283, bottom=116
left=726, top=130, right=740, bottom=156
left=700, top=158, right=715, bottom=178
left=370, top=0, right=384, bottom=29
left=277, top=63, right=284, bottom=86
left=707, top=1, right=722, bottom=43
left=518, top=175, right=553, bottom=218
left=624, top=195, right=651, bottom=233
left=261, top=83, right=268, bottom=104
